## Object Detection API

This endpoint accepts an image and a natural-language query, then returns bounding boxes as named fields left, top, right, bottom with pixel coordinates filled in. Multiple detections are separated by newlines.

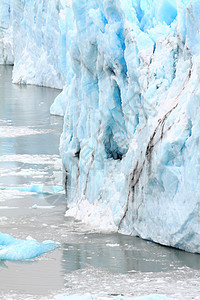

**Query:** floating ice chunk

left=0, top=126, right=57, bottom=138
left=106, top=243, right=120, bottom=247
left=0, top=206, right=18, bottom=209
left=0, top=217, right=8, bottom=222
left=0, top=185, right=63, bottom=195
left=31, top=204, right=55, bottom=209
left=54, top=295, right=93, bottom=300
left=53, top=294, right=173, bottom=300
left=0, top=232, right=60, bottom=260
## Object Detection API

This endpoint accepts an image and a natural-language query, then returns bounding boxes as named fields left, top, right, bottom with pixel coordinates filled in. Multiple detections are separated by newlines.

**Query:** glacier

left=0, top=232, right=60, bottom=260
left=1, top=0, right=200, bottom=253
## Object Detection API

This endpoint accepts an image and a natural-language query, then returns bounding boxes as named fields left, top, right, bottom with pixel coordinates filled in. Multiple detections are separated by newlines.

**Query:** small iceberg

left=0, top=232, right=60, bottom=260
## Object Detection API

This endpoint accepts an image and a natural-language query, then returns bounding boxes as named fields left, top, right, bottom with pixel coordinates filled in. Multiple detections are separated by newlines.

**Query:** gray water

left=0, top=65, right=200, bottom=300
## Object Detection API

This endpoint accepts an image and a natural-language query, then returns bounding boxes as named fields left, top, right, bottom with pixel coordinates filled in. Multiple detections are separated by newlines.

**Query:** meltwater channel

left=0, top=66, right=200, bottom=300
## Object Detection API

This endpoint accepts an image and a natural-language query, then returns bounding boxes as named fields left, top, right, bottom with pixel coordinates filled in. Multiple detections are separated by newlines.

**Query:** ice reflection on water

left=62, top=234, right=200, bottom=274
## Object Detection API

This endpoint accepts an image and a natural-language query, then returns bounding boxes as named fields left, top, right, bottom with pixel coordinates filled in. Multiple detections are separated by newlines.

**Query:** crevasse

left=1, top=0, right=200, bottom=253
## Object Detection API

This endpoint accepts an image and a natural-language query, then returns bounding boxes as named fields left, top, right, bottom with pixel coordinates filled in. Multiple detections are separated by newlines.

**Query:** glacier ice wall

left=0, top=0, right=13, bottom=64
left=0, top=0, right=72, bottom=88
left=52, top=0, right=200, bottom=253
left=12, top=0, right=63, bottom=88
left=1, top=0, right=200, bottom=253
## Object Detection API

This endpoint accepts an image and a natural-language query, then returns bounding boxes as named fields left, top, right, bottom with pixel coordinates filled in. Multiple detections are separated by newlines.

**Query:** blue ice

left=0, top=232, right=60, bottom=260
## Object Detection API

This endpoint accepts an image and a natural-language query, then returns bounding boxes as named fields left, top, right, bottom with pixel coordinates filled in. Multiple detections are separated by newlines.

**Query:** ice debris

left=54, top=294, right=173, bottom=300
left=0, top=232, right=60, bottom=260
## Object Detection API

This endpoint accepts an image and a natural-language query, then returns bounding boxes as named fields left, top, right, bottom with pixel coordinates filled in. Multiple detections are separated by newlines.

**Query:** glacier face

left=12, top=0, right=64, bottom=88
left=1, top=0, right=200, bottom=253
left=54, top=0, right=200, bottom=253
left=0, top=0, right=70, bottom=88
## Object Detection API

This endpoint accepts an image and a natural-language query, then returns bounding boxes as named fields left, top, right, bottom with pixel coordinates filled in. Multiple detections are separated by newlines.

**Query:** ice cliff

left=0, top=0, right=13, bottom=64
left=1, top=0, right=200, bottom=254
left=0, top=0, right=69, bottom=88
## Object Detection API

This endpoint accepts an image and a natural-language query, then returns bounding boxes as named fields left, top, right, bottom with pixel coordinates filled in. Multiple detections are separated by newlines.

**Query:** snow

left=0, top=232, right=60, bottom=260
left=1, top=0, right=200, bottom=254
